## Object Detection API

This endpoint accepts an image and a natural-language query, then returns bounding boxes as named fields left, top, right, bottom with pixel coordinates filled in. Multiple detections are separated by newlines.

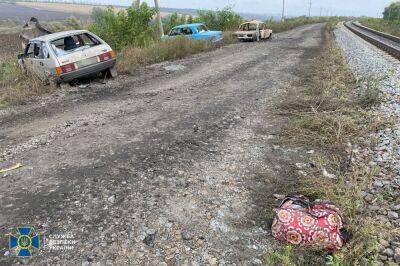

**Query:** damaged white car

left=18, top=29, right=117, bottom=85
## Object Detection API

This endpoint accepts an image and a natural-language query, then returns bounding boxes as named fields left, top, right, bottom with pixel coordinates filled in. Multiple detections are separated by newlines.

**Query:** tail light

left=99, top=50, right=116, bottom=62
left=55, top=63, right=76, bottom=75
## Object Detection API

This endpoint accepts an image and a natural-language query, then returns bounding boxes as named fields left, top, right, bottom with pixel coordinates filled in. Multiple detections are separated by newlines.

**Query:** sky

left=83, top=0, right=396, bottom=17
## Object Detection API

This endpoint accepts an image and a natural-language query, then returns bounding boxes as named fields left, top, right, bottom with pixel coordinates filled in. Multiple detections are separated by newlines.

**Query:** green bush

left=359, top=17, right=400, bottom=37
left=163, top=12, right=187, bottom=34
left=196, top=6, right=244, bottom=31
left=383, top=1, right=400, bottom=20
left=89, top=3, right=156, bottom=50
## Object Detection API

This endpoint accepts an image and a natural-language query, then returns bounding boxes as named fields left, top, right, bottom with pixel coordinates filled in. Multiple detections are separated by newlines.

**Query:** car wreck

left=235, top=20, right=273, bottom=42
left=163, top=23, right=223, bottom=45
left=18, top=18, right=117, bottom=86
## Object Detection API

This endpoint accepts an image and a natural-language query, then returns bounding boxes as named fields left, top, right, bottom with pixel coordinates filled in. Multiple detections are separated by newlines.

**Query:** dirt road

left=0, top=24, right=325, bottom=264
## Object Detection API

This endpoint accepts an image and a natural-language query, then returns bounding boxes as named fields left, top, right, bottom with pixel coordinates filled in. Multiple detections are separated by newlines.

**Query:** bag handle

left=279, top=195, right=311, bottom=209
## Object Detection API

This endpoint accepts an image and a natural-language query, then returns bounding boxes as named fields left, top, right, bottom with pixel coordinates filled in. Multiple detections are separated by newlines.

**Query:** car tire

left=48, top=78, right=59, bottom=89
left=102, top=66, right=118, bottom=79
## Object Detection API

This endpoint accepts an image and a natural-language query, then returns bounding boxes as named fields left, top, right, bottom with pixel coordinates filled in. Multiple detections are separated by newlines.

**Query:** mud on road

left=0, top=24, right=325, bottom=264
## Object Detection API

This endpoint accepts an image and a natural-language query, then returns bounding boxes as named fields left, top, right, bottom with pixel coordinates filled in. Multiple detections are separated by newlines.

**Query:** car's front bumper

left=57, top=59, right=116, bottom=83
left=237, top=36, right=255, bottom=40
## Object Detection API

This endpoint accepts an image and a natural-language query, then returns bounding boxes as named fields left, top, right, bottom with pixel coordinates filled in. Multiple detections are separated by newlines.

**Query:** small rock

left=107, top=195, right=116, bottom=203
left=394, top=248, right=400, bottom=263
left=364, top=194, right=374, bottom=203
left=322, top=168, right=336, bottom=179
left=378, top=255, right=388, bottom=262
left=382, top=248, right=394, bottom=257
left=307, top=150, right=314, bottom=154
left=379, top=239, right=390, bottom=248
left=391, top=204, right=400, bottom=211
left=143, top=231, right=156, bottom=247
left=181, top=229, right=194, bottom=241
left=373, top=181, right=384, bottom=188
left=369, top=205, right=380, bottom=211
left=295, top=163, right=308, bottom=169
left=388, top=211, right=399, bottom=220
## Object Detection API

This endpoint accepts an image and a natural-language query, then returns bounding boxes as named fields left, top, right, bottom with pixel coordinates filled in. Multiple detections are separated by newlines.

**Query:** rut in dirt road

left=0, top=24, right=325, bottom=264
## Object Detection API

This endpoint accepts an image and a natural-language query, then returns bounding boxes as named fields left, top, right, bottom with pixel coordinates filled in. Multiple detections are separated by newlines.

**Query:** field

left=0, top=3, right=89, bottom=22
left=17, top=1, right=171, bottom=18
left=0, top=33, right=21, bottom=57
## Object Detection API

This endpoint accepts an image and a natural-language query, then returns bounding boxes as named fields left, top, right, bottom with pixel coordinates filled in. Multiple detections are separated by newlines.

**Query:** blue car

left=164, top=23, right=223, bottom=44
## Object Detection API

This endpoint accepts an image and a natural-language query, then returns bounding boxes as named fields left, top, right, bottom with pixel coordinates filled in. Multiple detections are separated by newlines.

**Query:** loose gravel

left=0, top=24, right=325, bottom=265
left=335, top=23, right=400, bottom=264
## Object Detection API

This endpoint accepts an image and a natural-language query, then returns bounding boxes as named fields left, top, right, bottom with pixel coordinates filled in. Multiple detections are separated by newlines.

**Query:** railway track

left=344, top=21, right=400, bottom=60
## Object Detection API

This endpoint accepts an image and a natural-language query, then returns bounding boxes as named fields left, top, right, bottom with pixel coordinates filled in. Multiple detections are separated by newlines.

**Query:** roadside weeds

left=264, top=22, right=390, bottom=264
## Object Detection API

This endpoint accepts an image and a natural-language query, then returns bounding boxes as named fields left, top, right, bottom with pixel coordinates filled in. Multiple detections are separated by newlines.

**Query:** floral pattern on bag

left=271, top=197, right=346, bottom=251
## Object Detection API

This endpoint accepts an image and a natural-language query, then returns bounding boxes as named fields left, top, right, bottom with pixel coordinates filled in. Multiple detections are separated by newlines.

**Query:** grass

left=359, top=17, right=400, bottom=37
left=264, top=22, right=389, bottom=264
left=0, top=55, right=50, bottom=105
left=116, top=37, right=213, bottom=73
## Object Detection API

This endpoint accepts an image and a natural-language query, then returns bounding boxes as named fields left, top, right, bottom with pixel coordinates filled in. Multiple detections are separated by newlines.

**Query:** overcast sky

left=89, top=0, right=396, bottom=17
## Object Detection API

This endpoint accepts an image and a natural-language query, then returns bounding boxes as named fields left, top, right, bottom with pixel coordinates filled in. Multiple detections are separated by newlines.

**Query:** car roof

left=241, top=20, right=264, bottom=25
left=172, top=23, right=205, bottom=29
left=30, top=30, right=90, bottom=42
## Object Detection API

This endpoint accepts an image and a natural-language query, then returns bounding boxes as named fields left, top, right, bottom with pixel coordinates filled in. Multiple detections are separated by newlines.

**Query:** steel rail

left=344, top=21, right=400, bottom=60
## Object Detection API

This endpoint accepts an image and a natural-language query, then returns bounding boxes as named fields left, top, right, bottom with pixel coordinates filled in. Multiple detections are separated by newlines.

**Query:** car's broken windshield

left=51, top=33, right=101, bottom=56
left=240, top=23, right=257, bottom=31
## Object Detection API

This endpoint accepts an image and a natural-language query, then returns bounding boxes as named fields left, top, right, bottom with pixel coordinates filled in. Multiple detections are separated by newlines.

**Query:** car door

left=28, top=41, right=50, bottom=81
left=23, top=42, right=36, bottom=75
left=191, top=25, right=208, bottom=40
left=181, top=26, right=194, bottom=39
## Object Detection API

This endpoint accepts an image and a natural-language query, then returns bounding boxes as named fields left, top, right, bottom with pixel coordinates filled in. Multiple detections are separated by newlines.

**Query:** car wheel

left=48, top=78, right=59, bottom=89
left=108, top=66, right=118, bottom=78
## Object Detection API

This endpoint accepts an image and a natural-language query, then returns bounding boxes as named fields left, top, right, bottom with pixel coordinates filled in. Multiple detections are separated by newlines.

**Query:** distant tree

left=383, top=2, right=400, bottom=20
left=89, top=3, right=156, bottom=50
left=196, top=6, right=243, bottom=31
left=187, top=15, right=194, bottom=24
left=163, top=12, right=186, bottom=34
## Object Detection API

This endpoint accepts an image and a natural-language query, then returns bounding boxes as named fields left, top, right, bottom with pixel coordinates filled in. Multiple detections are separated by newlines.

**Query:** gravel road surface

left=0, top=24, right=325, bottom=264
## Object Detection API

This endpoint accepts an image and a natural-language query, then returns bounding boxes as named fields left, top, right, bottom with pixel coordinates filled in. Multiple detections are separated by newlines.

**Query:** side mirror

left=17, top=53, right=26, bottom=59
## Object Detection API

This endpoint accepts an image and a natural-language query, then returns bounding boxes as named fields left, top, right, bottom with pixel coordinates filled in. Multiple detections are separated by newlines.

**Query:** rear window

left=51, top=33, right=101, bottom=57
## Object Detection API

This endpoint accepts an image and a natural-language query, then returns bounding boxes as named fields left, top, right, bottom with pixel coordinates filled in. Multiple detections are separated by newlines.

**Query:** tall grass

left=0, top=56, right=47, bottom=105
left=359, top=17, right=400, bottom=37
left=265, top=22, right=385, bottom=264
left=116, top=37, right=215, bottom=73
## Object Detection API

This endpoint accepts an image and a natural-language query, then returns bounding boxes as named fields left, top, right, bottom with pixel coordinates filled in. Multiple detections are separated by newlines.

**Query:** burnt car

left=18, top=29, right=117, bottom=85
left=235, top=20, right=273, bottom=42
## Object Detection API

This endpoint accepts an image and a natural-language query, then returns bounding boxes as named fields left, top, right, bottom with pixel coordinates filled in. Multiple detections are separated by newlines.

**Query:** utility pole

left=308, top=0, right=312, bottom=17
left=281, top=0, right=285, bottom=21
left=154, top=0, right=164, bottom=37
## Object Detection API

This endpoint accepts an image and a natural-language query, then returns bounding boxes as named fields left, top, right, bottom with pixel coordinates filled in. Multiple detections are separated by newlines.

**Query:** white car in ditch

left=18, top=29, right=117, bottom=85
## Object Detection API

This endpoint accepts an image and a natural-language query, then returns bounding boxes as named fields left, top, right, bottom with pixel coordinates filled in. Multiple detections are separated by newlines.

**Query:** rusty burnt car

left=234, top=20, right=272, bottom=42
left=18, top=18, right=117, bottom=86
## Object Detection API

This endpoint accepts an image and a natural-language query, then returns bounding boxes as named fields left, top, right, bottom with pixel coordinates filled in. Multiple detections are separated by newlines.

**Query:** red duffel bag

left=271, top=196, right=349, bottom=251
